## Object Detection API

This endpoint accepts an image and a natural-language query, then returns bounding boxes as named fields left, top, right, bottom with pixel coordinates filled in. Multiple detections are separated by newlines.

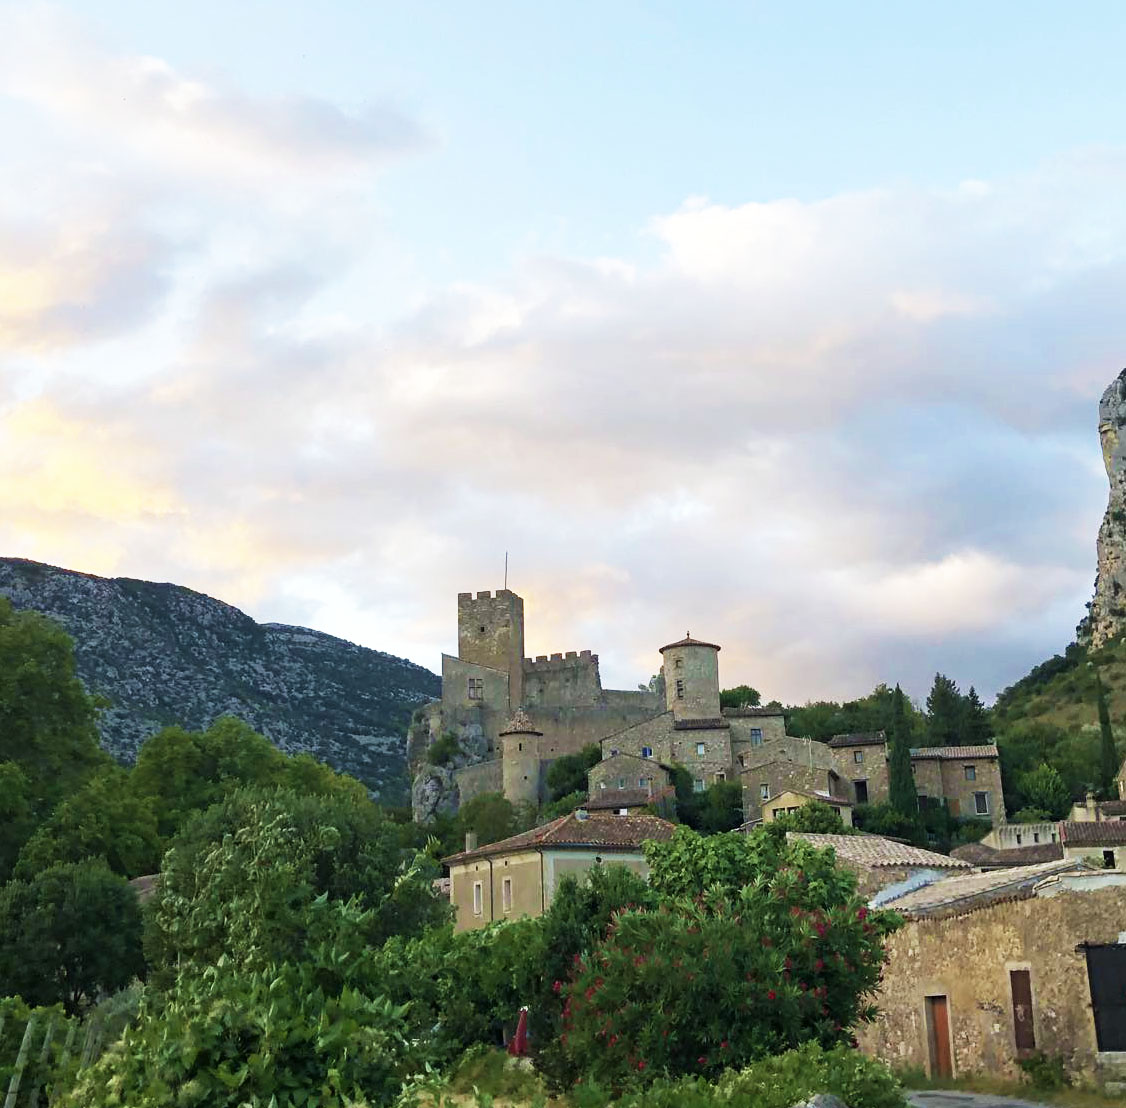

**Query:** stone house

left=859, top=861, right=1126, bottom=1085
left=442, top=809, right=676, bottom=931
left=786, top=832, right=970, bottom=900
left=739, top=734, right=846, bottom=823
left=1060, top=820, right=1126, bottom=869
left=826, top=733, right=1005, bottom=823
left=956, top=820, right=1126, bottom=870
left=761, top=789, right=854, bottom=826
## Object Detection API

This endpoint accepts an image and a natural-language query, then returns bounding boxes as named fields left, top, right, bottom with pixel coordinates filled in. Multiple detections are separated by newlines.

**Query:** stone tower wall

left=502, top=730, right=542, bottom=806
left=662, top=644, right=721, bottom=721
left=458, top=591, right=525, bottom=709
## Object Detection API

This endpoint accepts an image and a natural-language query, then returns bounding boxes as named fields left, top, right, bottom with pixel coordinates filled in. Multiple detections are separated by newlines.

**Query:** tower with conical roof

left=659, top=634, right=722, bottom=722
left=500, top=708, right=544, bottom=806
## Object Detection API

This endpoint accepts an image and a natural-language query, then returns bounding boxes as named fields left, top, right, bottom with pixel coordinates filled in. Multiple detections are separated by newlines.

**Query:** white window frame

left=760, top=783, right=770, bottom=800
left=641, top=746, right=653, bottom=759
left=472, top=880, right=483, bottom=916
left=501, top=877, right=512, bottom=913
left=696, top=741, right=706, bottom=758
left=854, top=750, right=864, bottom=764
left=467, top=677, right=484, bottom=701
left=974, top=791, right=990, bottom=816
left=693, top=778, right=705, bottom=793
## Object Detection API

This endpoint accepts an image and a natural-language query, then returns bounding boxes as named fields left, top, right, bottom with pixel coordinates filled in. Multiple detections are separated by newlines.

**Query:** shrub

left=568, top=1042, right=906, bottom=1108
left=1018, top=1050, right=1069, bottom=1090
left=552, top=834, right=899, bottom=1088
left=428, top=732, right=462, bottom=766
left=0, top=996, right=80, bottom=1103
left=60, top=957, right=421, bottom=1108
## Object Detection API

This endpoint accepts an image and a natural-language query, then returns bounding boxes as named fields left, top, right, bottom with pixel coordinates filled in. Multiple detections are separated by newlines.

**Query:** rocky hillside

left=0, top=558, right=439, bottom=800
left=1084, top=367, right=1126, bottom=646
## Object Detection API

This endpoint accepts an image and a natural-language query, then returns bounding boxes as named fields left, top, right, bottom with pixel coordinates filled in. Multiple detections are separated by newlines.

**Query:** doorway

left=925, top=995, right=953, bottom=1078
left=854, top=780, right=869, bottom=805
left=1086, top=944, right=1126, bottom=1051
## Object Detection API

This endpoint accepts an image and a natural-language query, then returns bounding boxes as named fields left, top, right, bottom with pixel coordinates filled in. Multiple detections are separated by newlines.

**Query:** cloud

left=1, top=14, right=1121, bottom=704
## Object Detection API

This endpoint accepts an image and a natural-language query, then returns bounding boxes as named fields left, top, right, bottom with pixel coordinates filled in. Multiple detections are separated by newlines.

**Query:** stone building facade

left=862, top=864, right=1126, bottom=1085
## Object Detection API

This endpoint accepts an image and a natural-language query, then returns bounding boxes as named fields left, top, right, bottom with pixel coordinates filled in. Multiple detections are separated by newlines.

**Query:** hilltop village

left=410, top=588, right=1006, bottom=827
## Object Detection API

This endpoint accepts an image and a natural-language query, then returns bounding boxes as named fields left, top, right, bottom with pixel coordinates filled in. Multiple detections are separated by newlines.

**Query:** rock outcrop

left=1086, top=369, right=1126, bottom=647
left=0, top=557, right=440, bottom=799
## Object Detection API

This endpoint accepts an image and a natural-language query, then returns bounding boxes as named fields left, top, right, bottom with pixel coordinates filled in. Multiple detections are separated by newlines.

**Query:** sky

left=3, top=1, right=1126, bottom=706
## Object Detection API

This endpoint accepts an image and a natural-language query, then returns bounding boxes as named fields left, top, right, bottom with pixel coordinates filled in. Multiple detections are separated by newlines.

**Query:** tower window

left=468, top=677, right=484, bottom=700
left=478, top=625, right=486, bottom=633
left=641, top=746, right=653, bottom=758
left=676, top=679, right=685, bottom=699
left=696, top=741, right=705, bottom=757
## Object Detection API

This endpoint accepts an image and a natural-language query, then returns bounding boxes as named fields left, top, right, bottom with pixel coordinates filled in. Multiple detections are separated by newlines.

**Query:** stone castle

left=411, top=588, right=1007, bottom=826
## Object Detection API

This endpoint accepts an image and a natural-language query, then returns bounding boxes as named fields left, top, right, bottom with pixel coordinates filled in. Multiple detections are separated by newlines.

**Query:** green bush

left=568, top=1042, right=906, bottom=1108
left=1017, top=1050, right=1069, bottom=1090
left=551, top=831, right=899, bottom=1088
left=60, top=957, right=421, bottom=1108
left=427, top=732, right=462, bottom=766
left=0, top=996, right=80, bottom=1103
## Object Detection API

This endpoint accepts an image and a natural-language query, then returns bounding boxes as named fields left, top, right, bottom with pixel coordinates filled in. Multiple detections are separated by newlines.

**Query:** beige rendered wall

left=543, top=849, right=649, bottom=905
left=762, top=791, right=854, bottom=827
left=449, top=849, right=544, bottom=931
left=858, top=886, right=1126, bottom=1082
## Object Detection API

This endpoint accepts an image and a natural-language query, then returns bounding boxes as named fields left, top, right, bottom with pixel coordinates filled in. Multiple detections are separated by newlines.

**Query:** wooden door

left=1010, top=970, right=1035, bottom=1051
left=926, top=995, right=953, bottom=1078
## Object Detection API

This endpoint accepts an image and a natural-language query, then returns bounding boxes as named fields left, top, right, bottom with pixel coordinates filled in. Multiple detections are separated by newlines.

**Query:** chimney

left=465, top=830, right=478, bottom=852
left=1087, top=791, right=1098, bottom=821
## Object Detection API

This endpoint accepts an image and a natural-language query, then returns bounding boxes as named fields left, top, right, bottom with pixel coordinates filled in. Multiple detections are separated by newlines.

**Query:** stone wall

left=935, top=756, right=1004, bottom=822
left=602, top=713, right=733, bottom=788
left=741, top=761, right=840, bottom=822
left=589, top=752, right=669, bottom=793
left=661, top=643, right=721, bottom=721
left=522, top=651, right=602, bottom=707
left=859, top=884, right=1126, bottom=1082
left=831, top=743, right=889, bottom=806
left=454, top=758, right=504, bottom=805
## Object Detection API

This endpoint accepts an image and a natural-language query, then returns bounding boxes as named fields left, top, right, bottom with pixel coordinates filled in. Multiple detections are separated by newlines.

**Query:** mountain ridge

left=0, top=557, right=439, bottom=801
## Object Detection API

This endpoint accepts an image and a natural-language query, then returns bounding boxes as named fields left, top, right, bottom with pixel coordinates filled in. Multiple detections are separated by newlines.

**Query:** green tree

left=1018, top=764, right=1071, bottom=820
left=545, top=744, right=601, bottom=801
left=887, top=685, right=918, bottom=817
left=0, top=762, right=35, bottom=884
left=15, top=766, right=162, bottom=879
left=0, top=859, right=144, bottom=1014
left=454, top=791, right=529, bottom=851
left=1097, top=670, right=1119, bottom=798
left=147, top=788, right=448, bottom=976
left=961, top=686, right=993, bottom=744
left=925, top=673, right=963, bottom=747
left=720, top=684, right=762, bottom=709
left=0, top=599, right=107, bottom=816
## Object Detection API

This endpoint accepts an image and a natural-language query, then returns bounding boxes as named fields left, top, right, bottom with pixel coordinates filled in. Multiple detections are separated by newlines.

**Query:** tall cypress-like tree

left=1097, top=669, right=1119, bottom=798
left=887, top=684, right=918, bottom=817
left=925, top=673, right=963, bottom=747
left=961, top=686, right=993, bottom=745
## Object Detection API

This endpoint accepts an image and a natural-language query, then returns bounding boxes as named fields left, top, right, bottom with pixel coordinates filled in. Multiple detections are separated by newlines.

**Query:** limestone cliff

left=0, top=557, right=439, bottom=799
left=1086, top=369, right=1126, bottom=647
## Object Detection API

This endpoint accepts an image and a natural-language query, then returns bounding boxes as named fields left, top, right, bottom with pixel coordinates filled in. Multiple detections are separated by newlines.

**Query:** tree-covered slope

left=0, top=558, right=438, bottom=800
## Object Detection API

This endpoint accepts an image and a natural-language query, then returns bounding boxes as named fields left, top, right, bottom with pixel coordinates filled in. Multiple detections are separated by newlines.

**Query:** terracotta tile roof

left=950, top=841, right=1063, bottom=867
left=771, top=789, right=852, bottom=808
left=791, top=833, right=971, bottom=870
left=723, top=707, right=786, bottom=718
left=1098, top=800, right=1126, bottom=816
left=499, top=708, right=542, bottom=735
left=1061, top=820, right=1126, bottom=846
left=827, top=732, right=886, bottom=748
left=586, top=788, right=664, bottom=810
left=879, top=858, right=1083, bottom=918
left=443, top=810, right=677, bottom=864
left=672, top=717, right=730, bottom=730
left=659, top=634, right=721, bottom=653
left=909, top=744, right=999, bottom=760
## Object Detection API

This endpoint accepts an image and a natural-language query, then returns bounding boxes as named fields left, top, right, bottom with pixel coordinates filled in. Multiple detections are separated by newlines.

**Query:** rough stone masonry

left=1086, top=368, right=1126, bottom=646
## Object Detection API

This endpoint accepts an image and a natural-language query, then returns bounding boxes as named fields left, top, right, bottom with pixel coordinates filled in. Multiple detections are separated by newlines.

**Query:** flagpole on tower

left=504, top=551, right=508, bottom=591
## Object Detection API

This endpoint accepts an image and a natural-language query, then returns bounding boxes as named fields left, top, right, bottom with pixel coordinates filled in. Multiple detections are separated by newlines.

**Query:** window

left=1016, top=833, right=1023, bottom=845
left=737, top=753, right=746, bottom=768
left=760, top=783, right=770, bottom=800
left=676, top=679, right=685, bottom=699
left=641, top=746, right=653, bottom=759
left=693, top=778, right=705, bottom=793
left=1106, top=850, right=1118, bottom=869
left=639, top=777, right=647, bottom=788
left=750, top=728, right=763, bottom=746
left=1033, top=833, right=1040, bottom=843
left=974, top=791, right=990, bottom=815
left=964, top=765, right=976, bottom=781
left=617, top=777, right=625, bottom=789
left=853, top=750, right=864, bottom=764
left=696, top=741, right=706, bottom=758
left=472, top=881, right=483, bottom=916
left=502, top=877, right=512, bottom=912
left=715, top=771, right=726, bottom=782
left=910, top=764, right=917, bottom=774
left=675, top=658, right=683, bottom=669
left=467, top=677, right=484, bottom=700
left=609, top=748, right=619, bottom=756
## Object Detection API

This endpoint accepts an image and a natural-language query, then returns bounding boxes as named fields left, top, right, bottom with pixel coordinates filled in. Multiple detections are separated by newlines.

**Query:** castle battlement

left=523, top=650, right=598, bottom=672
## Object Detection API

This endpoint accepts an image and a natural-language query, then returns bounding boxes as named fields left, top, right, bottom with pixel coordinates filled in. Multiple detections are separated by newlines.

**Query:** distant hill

left=0, top=558, right=439, bottom=801
left=992, top=636, right=1126, bottom=734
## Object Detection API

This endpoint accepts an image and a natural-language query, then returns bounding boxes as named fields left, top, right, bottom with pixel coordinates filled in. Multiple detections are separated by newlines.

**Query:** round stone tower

left=500, top=708, right=543, bottom=807
left=659, top=634, right=722, bottom=721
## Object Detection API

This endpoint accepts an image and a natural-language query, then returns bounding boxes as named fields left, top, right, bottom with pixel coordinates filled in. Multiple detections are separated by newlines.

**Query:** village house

left=442, top=809, right=676, bottom=931
left=786, top=832, right=970, bottom=900
left=760, top=790, right=854, bottom=826
left=859, top=860, right=1126, bottom=1087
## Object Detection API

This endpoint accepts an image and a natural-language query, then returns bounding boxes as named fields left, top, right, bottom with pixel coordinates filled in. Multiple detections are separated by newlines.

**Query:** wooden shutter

left=1010, top=969, right=1035, bottom=1051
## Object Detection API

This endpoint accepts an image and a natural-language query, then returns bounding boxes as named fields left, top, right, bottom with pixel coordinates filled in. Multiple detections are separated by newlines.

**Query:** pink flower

left=698, top=1056, right=708, bottom=1066
left=638, top=1061, right=647, bottom=1071
left=767, top=990, right=777, bottom=1000
left=552, top=980, right=562, bottom=994
left=857, top=906, right=868, bottom=920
